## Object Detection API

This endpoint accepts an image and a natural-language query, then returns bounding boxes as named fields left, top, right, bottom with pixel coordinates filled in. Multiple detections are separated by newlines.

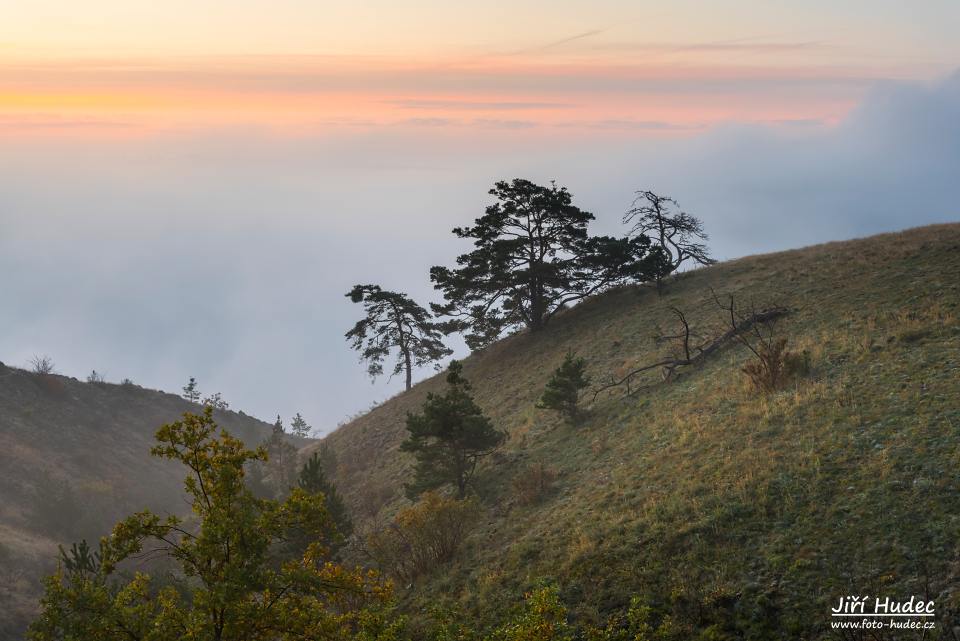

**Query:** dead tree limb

left=593, top=298, right=790, bottom=401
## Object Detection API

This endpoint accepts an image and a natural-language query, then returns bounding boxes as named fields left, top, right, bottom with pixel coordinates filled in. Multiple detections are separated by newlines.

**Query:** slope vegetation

left=313, top=224, right=960, bottom=635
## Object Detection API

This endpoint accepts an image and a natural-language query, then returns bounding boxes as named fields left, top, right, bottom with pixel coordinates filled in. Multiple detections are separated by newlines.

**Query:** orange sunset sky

left=3, top=1, right=960, bottom=428
left=4, top=1, right=960, bottom=137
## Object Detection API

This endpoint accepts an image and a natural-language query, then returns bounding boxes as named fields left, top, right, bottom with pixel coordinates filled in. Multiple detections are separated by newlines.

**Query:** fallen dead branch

left=593, top=294, right=790, bottom=400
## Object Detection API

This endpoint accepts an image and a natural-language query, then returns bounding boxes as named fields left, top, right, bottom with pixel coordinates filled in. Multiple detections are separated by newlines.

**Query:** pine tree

left=58, top=541, right=101, bottom=576
left=182, top=377, right=201, bottom=403
left=431, top=179, right=664, bottom=348
left=401, top=361, right=505, bottom=499
left=290, top=413, right=311, bottom=438
left=263, top=415, right=297, bottom=497
left=346, top=284, right=452, bottom=390
left=538, top=351, right=591, bottom=424
left=297, top=453, right=353, bottom=551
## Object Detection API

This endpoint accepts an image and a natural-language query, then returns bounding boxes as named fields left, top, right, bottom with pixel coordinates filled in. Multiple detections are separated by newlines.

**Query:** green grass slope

left=0, top=372, right=282, bottom=637
left=312, top=223, right=960, bottom=636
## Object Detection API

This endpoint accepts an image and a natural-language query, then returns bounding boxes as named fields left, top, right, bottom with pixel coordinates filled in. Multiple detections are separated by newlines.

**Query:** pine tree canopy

left=430, top=178, right=667, bottom=349
left=345, top=284, right=452, bottom=390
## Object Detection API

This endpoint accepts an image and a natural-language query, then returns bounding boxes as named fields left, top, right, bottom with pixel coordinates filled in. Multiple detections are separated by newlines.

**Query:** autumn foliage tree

left=401, top=361, right=505, bottom=499
left=430, top=179, right=667, bottom=349
left=346, top=284, right=452, bottom=390
left=28, top=407, right=394, bottom=641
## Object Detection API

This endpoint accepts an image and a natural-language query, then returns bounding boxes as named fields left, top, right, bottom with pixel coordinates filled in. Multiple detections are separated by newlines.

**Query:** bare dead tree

left=624, top=190, right=715, bottom=293
left=29, top=355, right=56, bottom=375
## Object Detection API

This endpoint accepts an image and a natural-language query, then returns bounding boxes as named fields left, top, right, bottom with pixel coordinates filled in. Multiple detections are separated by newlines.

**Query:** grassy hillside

left=312, top=223, right=960, bottom=637
left=0, top=371, right=283, bottom=637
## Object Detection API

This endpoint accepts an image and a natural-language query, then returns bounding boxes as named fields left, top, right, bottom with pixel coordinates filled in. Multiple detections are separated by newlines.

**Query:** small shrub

left=29, top=355, right=56, bottom=375
left=586, top=596, right=655, bottom=641
left=783, top=349, right=811, bottom=378
left=742, top=338, right=808, bottom=393
left=26, top=408, right=393, bottom=640
left=363, top=491, right=478, bottom=583
left=425, top=603, right=479, bottom=641
left=202, top=392, right=229, bottom=410
left=512, top=463, right=558, bottom=506
left=489, top=585, right=573, bottom=641
left=538, top=352, right=590, bottom=424
left=85, top=370, right=105, bottom=384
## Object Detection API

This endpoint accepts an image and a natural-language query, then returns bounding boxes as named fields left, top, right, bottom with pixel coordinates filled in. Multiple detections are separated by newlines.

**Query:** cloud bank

left=0, top=71, right=957, bottom=433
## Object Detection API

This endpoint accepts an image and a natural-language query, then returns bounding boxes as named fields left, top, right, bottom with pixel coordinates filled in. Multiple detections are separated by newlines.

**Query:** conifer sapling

left=538, top=351, right=590, bottom=424
left=290, top=412, right=311, bottom=438
left=401, top=361, right=505, bottom=499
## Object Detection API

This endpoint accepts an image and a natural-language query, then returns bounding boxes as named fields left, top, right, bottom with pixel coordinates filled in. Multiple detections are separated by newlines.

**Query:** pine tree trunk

left=404, top=348, right=412, bottom=390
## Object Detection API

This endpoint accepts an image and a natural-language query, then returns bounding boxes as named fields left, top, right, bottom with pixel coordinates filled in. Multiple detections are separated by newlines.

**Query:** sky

left=1, top=1, right=959, bottom=433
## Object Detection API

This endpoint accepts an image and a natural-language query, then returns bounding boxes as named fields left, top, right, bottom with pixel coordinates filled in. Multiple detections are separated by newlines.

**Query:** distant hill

left=0, top=371, right=288, bottom=637
left=309, top=223, right=960, bottom=637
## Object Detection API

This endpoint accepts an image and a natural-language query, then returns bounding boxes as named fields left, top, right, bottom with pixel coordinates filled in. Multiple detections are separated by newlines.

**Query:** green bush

left=537, top=352, right=590, bottom=424
left=488, top=586, right=572, bottom=641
